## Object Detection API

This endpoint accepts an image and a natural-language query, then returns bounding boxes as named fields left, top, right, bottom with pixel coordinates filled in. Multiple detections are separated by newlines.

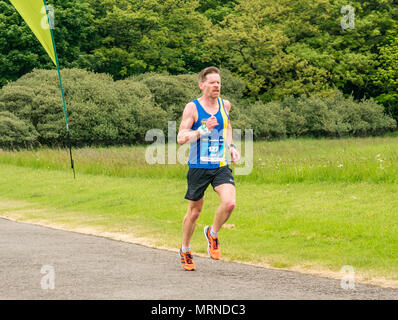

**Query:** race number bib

left=200, top=137, right=225, bottom=163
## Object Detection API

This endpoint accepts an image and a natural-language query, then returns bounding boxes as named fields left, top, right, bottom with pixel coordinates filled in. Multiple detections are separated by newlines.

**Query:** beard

left=210, top=90, right=220, bottom=98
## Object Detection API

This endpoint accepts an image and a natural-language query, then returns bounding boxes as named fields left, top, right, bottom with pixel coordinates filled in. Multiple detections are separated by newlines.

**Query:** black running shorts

left=184, top=166, right=235, bottom=201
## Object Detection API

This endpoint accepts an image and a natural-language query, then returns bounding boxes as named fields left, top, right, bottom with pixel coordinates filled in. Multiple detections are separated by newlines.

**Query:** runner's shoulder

left=222, top=99, right=232, bottom=113
left=185, top=101, right=196, bottom=111
left=184, top=101, right=196, bottom=115
left=183, top=101, right=198, bottom=120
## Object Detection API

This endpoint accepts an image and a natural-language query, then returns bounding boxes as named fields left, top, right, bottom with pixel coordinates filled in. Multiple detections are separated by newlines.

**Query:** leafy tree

left=0, top=1, right=51, bottom=87
left=372, top=31, right=398, bottom=119
left=84, top=0, right=211, bottom=79
left=47, top=0, right=97, bottom=67
left=204, top=0, right=397, bottom=106
left=197, top=0, right=238, bottom=23
left=204, top=0, right=334, bottom=101
left=0, top=0, right=95, bottom=87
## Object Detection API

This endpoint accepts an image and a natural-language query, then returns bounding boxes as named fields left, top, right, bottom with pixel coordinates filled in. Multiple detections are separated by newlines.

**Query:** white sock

left=181, top=246, right=191, bottom=253
left=210, top=226, right=218, bottom=238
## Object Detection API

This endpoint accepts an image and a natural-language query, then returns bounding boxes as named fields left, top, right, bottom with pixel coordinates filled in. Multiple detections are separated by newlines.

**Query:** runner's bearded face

left=201, top=73, right=221, bottom=99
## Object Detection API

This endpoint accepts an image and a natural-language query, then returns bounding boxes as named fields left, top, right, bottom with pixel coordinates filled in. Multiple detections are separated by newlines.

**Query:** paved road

left=0, top=218, right=397, bottom=300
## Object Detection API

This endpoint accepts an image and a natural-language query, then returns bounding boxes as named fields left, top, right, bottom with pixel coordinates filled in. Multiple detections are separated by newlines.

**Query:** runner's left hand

left=230, top=146, right=240, bottom=162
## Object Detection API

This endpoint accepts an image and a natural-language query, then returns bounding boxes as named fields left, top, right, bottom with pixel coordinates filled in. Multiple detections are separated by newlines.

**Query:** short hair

left=198, top=66, right=220, bottom=82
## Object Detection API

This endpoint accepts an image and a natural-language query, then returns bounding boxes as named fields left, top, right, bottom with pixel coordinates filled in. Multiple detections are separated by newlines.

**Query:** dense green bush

left=129, top=69, right=245, bottom=123
left=129, top=73, right=200, bottom=123
left=0, top=68, right=245, bottom=148
left=240, top=90, right=397, bottom=140
left=288, top=91, right=397, bottom=137
left=247, top=101, right=288, bottom=139
left=0, top=111, right=38, bottom=149
left=0, top=69, right=167, bottom=146
left=0, top=69, right=395, bottom=149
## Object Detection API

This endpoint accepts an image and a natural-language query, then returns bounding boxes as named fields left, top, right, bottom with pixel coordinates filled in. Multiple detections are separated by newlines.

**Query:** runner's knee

left=223, top=200, right=236, bottom=212
left=187, top=208, right=201, bottom=222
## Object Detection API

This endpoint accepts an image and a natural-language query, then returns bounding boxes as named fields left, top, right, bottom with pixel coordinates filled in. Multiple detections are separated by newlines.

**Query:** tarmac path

left=1, top=217, right=397, bottom=300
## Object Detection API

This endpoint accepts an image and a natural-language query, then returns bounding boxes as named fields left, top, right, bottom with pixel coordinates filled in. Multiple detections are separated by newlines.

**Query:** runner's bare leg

left=182, top=198, right=204, bottom=248
left=212, top=184, right=236, bottom=233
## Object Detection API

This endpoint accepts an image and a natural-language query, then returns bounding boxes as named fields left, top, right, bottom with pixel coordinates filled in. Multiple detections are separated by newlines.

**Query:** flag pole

left=43, top=0, right=75, bottom=179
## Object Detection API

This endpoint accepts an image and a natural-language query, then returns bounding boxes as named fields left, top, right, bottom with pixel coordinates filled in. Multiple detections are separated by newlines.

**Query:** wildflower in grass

left=338, top=164, right=343, bottom=167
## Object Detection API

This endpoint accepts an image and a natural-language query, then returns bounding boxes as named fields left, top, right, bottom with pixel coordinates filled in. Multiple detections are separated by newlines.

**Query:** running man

left=177, top=66, right=240, bottom=271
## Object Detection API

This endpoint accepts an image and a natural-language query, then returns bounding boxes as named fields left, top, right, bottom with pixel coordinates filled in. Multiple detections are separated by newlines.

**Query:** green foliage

left=0, top=68, right=395, bottom=149
left=0, top=69, right=167, bottom=147
left=129, top=72, right=200, bottom=123
left=239, top=90, right=396, bottom=139
left=205, top=0, right=333, bottom=100
left=0, top=111, right=38, bottom=149
left=218, top=68, right=245, bottom=101
left=247, top=101, right=288, bottom=139
left=197, top=0, right=238, bottom=23
left=2, top=0, right=397, bottom=123
left=372, top=31, right=398, bottom=119
left=1, top=0, right=95, bottom=86
left=83, top=0, right=211, bottom=78
left=47, top=0, right=97, bottom=67
left=129, top=68, right=245, bottom=123
left=205, top=0, right=397, bottom=109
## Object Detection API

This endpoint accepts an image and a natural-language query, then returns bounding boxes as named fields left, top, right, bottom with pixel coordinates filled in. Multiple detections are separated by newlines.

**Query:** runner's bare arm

left=224, top=100, right=240, bottom=162
left=224, top=100, right=234, bottom=147
left=177, top=102, right=200, bottom=145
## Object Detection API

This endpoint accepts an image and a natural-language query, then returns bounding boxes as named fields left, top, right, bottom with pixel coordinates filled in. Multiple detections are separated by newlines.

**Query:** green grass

left=1, top=135, right=397, bottom=183
left=0, top=135, right=398, bottom=283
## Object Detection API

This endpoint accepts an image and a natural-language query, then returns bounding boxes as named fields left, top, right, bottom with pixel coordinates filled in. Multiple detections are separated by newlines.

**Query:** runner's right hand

left=205, top=116, right=218, bottom=131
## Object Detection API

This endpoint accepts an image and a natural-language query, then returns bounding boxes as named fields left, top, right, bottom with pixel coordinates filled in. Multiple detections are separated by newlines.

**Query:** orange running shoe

left=204, top=226, right=220, bottom=260
left=179, top=248, right=196, bottom=271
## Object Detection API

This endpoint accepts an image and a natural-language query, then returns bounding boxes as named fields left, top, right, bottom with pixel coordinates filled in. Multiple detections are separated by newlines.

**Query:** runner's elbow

left=177, top=135, right=186, bottom=145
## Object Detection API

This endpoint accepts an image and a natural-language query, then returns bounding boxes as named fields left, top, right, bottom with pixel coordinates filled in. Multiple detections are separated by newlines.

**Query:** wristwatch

left=229, top=143, right=237, bottom=149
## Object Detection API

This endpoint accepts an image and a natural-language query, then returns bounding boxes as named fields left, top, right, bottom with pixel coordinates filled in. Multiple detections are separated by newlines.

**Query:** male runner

left=177, top=66, right=240, bottom=271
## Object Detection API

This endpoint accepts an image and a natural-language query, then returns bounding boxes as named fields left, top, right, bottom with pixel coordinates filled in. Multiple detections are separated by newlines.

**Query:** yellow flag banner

left=9, top=0, right=56, bottom=65
left=10, top=0, right=75, bottom=178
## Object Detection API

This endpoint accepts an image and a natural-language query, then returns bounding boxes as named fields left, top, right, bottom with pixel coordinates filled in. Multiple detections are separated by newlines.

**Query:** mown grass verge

left=1, top=136, right=398, bottom=287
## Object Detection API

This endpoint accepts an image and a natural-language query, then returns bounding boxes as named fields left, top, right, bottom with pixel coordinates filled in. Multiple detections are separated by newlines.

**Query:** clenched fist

left=205, top=115, right=219, bottom=131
